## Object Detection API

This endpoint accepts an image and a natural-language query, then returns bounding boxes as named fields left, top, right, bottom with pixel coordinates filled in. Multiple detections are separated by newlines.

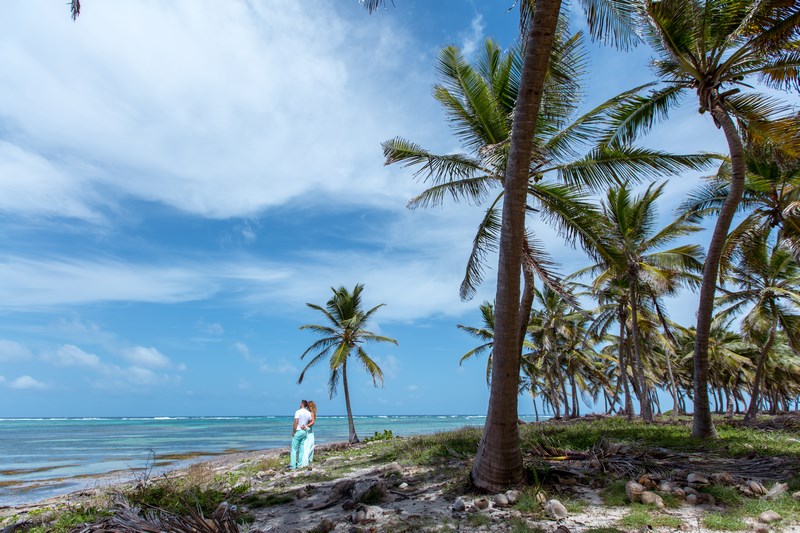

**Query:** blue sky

left=0, top=0, right=732, bottom=417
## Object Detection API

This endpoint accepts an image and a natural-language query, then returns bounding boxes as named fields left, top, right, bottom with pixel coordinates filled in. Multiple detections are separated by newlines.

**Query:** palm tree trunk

left=725, top=387, right=734, bottom=419
left=618, top=305, right=634, bottom=419
left=745, top=317, right=777, bottom=422
left=342, top=359, right=360, bottom=443
left=692, top=103, right=746, bottom=438
left=472, top=0, right=563, bottom=492
left=629, top=281, right=653, bottom=422
left=532, top=393, right=539, bottom=422
left=570, top=374, right=579, bottom=418
left=652, top=297, right=680, bottom=418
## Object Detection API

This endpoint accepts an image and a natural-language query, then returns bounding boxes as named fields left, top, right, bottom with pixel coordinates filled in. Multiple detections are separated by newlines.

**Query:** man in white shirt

left=290, top=400, right=312, bottom=469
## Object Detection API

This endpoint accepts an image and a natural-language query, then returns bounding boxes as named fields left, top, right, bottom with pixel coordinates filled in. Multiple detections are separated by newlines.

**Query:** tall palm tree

left=386, top=28, right=709, bottom=490
left=579, top=182, right=705, bottom=421
left=715, top=237, right=800, bottom=421
left=680, top=146, right=800, bottom=269
left=603, top=0, right=800, bottom=438
left=298, top=284, right=398, bottom=443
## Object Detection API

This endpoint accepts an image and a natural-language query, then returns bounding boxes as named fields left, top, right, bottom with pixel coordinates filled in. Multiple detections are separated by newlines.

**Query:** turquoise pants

left=290, top=429, right=307, bottom=468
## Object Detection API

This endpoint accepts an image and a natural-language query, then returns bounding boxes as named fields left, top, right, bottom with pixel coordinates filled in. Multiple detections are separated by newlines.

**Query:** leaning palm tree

left=578, top=182, right=705, bottom=421
left=298, top=284, right=398, bottom=443
left=457, top=301, right=498, bottom=386
left=602, top=0, right=800, bottom=438
left=715, top=237, right=800, bottom=422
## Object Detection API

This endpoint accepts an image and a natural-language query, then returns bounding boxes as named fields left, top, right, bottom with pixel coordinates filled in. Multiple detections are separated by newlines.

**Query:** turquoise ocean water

left=0, top=414, right=545, bottom=506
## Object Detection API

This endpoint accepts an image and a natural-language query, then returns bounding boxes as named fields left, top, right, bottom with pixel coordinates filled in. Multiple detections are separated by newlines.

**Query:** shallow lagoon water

left=0, top=414, right=545, bottom=506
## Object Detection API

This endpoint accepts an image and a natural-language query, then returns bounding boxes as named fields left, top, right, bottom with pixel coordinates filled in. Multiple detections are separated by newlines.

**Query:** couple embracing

left=290, top=399, right=317, bottom=469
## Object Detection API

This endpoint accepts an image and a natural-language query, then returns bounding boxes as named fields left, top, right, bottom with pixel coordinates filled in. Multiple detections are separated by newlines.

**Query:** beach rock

left=296, top=488, right=308, bottom=499
left=678, top=524, right=692, bottom=532
left=698, top=493, right=716, bottom=505
left=315, top=517, right=335, bottom=532
left=684, top=486, right=699, bottom=496
left=765, top=482, right=788, bottom=500
left=352, top=510, right=367, bottom=524
left=758, top=510, right=782, bottom=524
left=640, top=491, right=665, bottom=509
left=342, top=499, right=355, bottom=510
left=686, top=494, right=699, bottom=505
left=546, top=499, right=568, bottom=520
left=671, top=488, right=686, bottom=500
left=658, top=481, right=673, bottom=492
left=554, top=526, right=570, bottom=533
left=626, top=480, right=645, bottom=502
left=358, top=504, right=383, bottom=522
left=453, top=498, right=466, bottom=512
left=505, top=489, right=521, bottom=504
left=473, top=497, right=490, bottom=510
left=398, top=482, right=408, bottom=490
left=687, top=473, right=709, bottom=485
left=749, top=480, right=767, bottom=495
left=793, top=490, right=800, bottom=501
left=755, top=528, right=770, bottom=533
left=672, top=468, right=689, bottom=481
left=493, top=493, right=510, bottom=507
left=639, top=474, right=657, bottom=489
left=710, top=472, right=733, bottom=485
left=352, top=479, right=387, bottom=504
left=535, top=491, right=547, bottom=505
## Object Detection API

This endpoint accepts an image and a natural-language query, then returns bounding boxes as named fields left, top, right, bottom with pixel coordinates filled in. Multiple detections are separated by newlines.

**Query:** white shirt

left=294, top=407, right=312, bottom=428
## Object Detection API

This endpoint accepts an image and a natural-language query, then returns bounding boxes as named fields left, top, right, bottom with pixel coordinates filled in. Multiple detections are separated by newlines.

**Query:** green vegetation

left=27, top=507, right=111, bottom=533
left=703, top=512, right=749, bottom=531
left=619, top=505, right=683, bottom=529
left=363, top=429, right=396, bottom=442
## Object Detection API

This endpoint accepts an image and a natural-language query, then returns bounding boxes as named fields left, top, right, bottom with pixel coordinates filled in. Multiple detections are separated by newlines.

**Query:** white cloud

left=259, top=360, right=298, bottom=375
left=9, top=375, right=47, bottom=390
left=238, top=379, right=250, bottom=390
left=460, top=14, right=485, bottom=58
left=43, top=344, right=102, bottom=368
left=198, top=321, right=224, bottom=336
left=0, top=1, right=437, bottom=221
left=121, top=346, right=171, bottom=369
left=0, top=339, right=33, bottom=362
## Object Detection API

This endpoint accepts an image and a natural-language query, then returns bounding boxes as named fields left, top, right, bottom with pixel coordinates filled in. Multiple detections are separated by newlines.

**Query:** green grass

left=518, top=415, right=800, bottom=459
left=699, top=484, right=744, bottom=506
left=702, top=512, right=749, bottom=531
left=619, top=505, right=683, bottom=529
left=600, top=479, right=628, bottom=506
left=509, top=517, right=546, bottom=533
left=466, top=513, right=492, bottom=527
left=27, top=507, right=111, bottom=533
left=514, top=487, right=545, bottom=514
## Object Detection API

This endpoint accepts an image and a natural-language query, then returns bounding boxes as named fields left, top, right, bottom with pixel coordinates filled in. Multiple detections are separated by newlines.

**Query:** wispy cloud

left=0, top=339, right=33, bottom=362
left=121, top=346, right=172, bottom=369
left=460, top=14, right=485, bottom=58
left=42, top=344, right=102, bottom=368
left=0, top=1, right=438, bottom=221
left=9, top=375, right=47, bottom=390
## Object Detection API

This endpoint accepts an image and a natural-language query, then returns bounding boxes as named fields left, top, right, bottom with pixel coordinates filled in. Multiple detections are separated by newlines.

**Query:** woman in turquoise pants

left=299, top=400, right=317, bottom=467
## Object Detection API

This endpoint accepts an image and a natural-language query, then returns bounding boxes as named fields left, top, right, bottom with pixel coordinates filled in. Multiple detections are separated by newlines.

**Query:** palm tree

left=579, top=182, right=705, bottom=421
left=298, top=284, right=398, bottom=443
left=680, top=146, right=800, bottom=269
left=386, top=26, right=709, bottom=490
left=715, top=237, right=800, bottom=422
left=457, top=301, right=497, bottom=386
left=603, top=0, right=800, bottom=438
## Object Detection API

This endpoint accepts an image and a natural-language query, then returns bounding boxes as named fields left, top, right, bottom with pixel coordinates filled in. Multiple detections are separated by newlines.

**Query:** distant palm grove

left=377, top=0, right=799, bottom=492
